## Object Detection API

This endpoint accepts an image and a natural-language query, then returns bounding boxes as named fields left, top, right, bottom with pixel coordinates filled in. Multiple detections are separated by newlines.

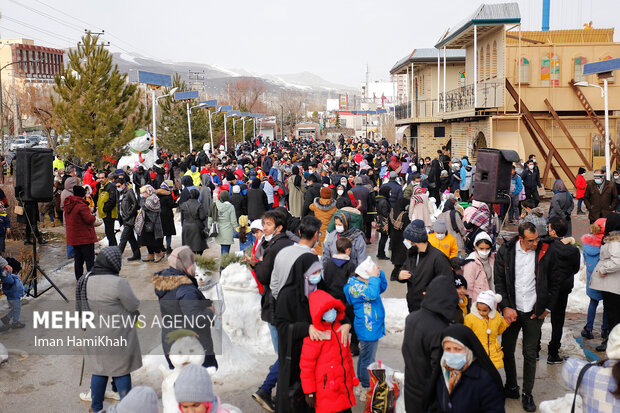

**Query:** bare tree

left=227, top=78, right=267, bottom=111
left=17, top=83, right=58, bottom=149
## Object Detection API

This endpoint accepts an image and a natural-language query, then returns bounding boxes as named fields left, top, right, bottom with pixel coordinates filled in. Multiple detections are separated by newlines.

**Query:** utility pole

left=189, top=70, right=205, bottom=98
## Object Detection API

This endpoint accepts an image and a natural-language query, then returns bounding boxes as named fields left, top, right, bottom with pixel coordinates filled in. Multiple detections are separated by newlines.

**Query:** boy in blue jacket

left=344, top=257, right=388, bottom=398
left=0, top=256, right=24, bottom=330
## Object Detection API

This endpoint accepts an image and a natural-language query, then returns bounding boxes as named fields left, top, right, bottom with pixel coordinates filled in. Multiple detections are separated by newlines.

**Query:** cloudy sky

left=1, top=0, right=618, bottom=87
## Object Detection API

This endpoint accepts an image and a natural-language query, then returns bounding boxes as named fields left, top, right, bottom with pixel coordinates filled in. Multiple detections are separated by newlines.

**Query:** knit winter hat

left=474, top=231, right=493, bottom=247
left=73, top=185, right=86, bottom=198
left=454, top=273, right=468, bottom=289
left=476, top=290, right=502, bottom=311
left=607, top=324, right=620, bottom=359
left=160, top=180, right=173, bottom=191
left=174, top=364, right=217, bottom=405
left=96, top=246, right=122, bottom=274
left=320, top=187, right=332, bottom=199
left=232, top=185, right=241, bottom=194
left=433, top=219, right=447, bottom=234
left=106, top=386, right=159, bottom=413
left=389, top=171, right=398, bottom=179
left=404, top=220, right=428, bottom=243
left=250, top=219, right=263, bottom=231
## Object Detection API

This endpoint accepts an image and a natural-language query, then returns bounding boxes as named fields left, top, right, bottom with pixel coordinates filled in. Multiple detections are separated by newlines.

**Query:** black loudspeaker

left=473, top=148, right=520, bottom=204
left=15, top=148, right=54, bottom=202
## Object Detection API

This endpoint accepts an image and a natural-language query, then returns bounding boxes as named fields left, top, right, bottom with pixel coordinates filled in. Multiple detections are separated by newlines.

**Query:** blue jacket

left=343, top=270, right=387, bottom=341
left=459, top=159, right=469, bottom=190
left=0, top=272, right=23, bottom=299
left=582, top=234, right=604, bottom=301
left=511, top=174, right=523, bottom=196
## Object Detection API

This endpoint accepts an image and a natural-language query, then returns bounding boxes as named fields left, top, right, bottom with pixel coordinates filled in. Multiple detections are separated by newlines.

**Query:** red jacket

left=64, top=196, right=98, bottom=246
left=300, top=290, right=358, bottom=413
left=576, top=174, right=587, bottom=199
left=83, top=170, right=98, bottom=195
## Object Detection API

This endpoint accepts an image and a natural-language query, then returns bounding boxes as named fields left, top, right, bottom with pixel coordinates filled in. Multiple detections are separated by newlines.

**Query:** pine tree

left=158, top=74, right=210, bottom=154
left=52, top=32, right=148, bottom=166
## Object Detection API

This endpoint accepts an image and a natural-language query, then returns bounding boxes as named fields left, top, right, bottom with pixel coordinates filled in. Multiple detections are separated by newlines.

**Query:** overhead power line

left=0, top=25, right=65, bottom=48
left=2, top=15, right=76, bottom=43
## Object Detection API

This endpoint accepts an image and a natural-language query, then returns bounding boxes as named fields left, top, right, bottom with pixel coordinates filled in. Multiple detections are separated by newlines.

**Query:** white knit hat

left=232, top=185, right=241, bottom=194
left=476, top=290, right=502, bottom=310
left=250, top=219, right=263, bottom=231
left=607, top=325, right=620, bottom=359
left=474, top=231, right=493, bottom=247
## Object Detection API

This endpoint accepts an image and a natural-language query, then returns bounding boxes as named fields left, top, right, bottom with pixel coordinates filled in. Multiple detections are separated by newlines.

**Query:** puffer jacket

left=97, top=181, right=118, bottom=219
left=582, top=220, right=605, bottom=301
left=343, top=270, right=387, bottom=341
left=64, top=195, right=97, bottom=246
left=591, top=231, right=620, bottom=296
left=309, top=197, right=338, bottom=255
left=300, top=290, right=359, bottom=413
left=464, top=302, right=510, bottom=369
left=462, top=251, right=496, bottom=302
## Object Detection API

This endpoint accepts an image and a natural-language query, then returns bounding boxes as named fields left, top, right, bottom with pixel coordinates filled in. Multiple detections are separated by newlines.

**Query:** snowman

left=117, top=129, right=157, bottom=171
left=160, top=331, right=217, bottom=413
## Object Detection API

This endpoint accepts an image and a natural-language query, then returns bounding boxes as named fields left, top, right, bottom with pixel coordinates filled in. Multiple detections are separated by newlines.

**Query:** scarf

left=478, top=253, right=494, bottom=291
left=470, top=203, right=492, bottom=233
left=168, top=245, right=196, bottom=276
left=76, top=247, right=122, bottom=312
left=443, top=200, right=459, bottom=233
left=440, top=337, right=474, bottom=394
left=411, top=186, right=424, bottom=206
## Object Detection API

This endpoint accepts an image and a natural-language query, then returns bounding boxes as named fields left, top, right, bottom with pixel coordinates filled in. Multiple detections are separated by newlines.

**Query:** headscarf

left=411, top=185, right=425, bottom=206
left=61, top=176, right=80, bottom=208
left=333, top=211, right=362, bottom=240
left=144, top=193, right=161, bottom=212
left=92, top=246, right=122, bottom=275
left=440, top=335, right=474, bottom=394
left=168, top=245, right=196, bottom=276
left=303, top=260, right=323, bottom=297
left=141, top=184, right=155, bottom=197
left=442, top=198, right=460, bottom=234
left=219, top=190, right=230, bottom=202
left=160, top=180, right=173, bottom=191
left=237, top=215, right=250, bottom=233
left=552, top=179, right=568, bottom=193
left=469, top=202, right=492, bottom=233
left=378, top=185, right=391, bottom=198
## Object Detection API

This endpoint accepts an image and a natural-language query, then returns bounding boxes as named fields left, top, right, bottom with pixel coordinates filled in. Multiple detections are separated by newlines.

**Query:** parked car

left=9, top=138, right=35, bottom=151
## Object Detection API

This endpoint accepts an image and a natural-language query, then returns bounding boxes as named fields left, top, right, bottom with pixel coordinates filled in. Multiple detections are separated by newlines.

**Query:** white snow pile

left=382, top=298, right=409, bottom=348
left=0, top=342, right=7, bottom=366
left=539, top=321, right=584, bottom=357
left=540, top=393, right=582, bottom=413
left=567, top=265, right=601, bottom=314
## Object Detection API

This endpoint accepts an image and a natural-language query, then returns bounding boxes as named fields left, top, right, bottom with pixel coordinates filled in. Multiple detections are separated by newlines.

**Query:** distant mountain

left=110, top=52, right=357, bottom=95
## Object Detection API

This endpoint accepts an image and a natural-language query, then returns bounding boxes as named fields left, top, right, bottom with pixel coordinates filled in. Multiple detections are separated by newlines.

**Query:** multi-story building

left=390, top=2, right=620, bottom=188
left=0, top=38, right=65, bottom=81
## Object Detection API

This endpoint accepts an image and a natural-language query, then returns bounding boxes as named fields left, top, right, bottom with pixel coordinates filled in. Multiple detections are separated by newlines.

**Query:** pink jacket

left=462, top=251, right=496, bottom=302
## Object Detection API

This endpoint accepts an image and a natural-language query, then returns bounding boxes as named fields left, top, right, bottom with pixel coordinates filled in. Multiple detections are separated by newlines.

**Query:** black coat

left=543, top=236, right=580, bottom=299
left=494, top=236, right=560, bottom=318
left=229, top=193, right=247, bottom=221
left=323, top=257, right=356, bottom=304
left=383, top=180, right=402, bottom=207
left=247, top=188, right=268, bottom=221
left=119, top=186, right=139, bottom=226
left=400, top=244, right=454, bottom=313
left=402, top=275, right=458, bottom=413
left=390, top=198, right=411, bottom=268
left=180, top=199, right=207, bottom=253
left=255, top=232, right=294, bottom=322
left=157, top=189, right=177, bottom=236
left=302, top=183, right=323, bottom=216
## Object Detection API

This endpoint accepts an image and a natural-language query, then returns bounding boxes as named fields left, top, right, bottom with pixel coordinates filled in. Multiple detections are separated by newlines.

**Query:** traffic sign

left=174, top=91, right=200, bottom=100
left=138, top=71, right=172, bottom=87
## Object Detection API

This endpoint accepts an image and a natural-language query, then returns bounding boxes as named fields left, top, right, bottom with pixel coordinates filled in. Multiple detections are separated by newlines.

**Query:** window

left=600, top=56, right=615, bottom=82
left=541, top=53, right=560, bottom=86
left=518, top=57, right=530, bottom=84
left=593, top=134, right=605, bottom=157
left=491, top=41, right=498, bottom=78
left=410, top=124, right=419, bottom=137
left=479, top=48, right=485, bottom=81
left=574, top=57, right=587, bottom=82
left=434, top=126, right=445, bottom=137
left=485, top=44, right=491, bottom=80
left=458, top=71, right=465, bottom=88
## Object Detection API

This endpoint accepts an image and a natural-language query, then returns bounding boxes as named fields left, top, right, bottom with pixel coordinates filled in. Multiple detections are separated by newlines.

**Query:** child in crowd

left=454, top=273, right=470, bottom=323
left=0, top=205, right=10, bottom=255
left=428, top=220, right=459, bottom=259
left=300, top=289, right=359, bottom=413
left=581, top=219, right=609, bottom=339
left=237, top=215, right=255, bottom=253
left=464, top=290, right=510, bottom=370
left=84, top=185, right=95, bottom=213
left=174, top=364, right=239, bottom=413
left=0, top=260, right=24, bottom=331
left=344, top=257, right=388, bottom=401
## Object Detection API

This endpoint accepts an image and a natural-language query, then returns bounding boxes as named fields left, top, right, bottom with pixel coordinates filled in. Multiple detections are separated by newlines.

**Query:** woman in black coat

left=376, top=185, right=391, bottom=260
left=247, top=178, right=268, bottom=221
left=156, top=181, right=177, bottom=255
left=180, top=189, right=207, bottom=255
left=389, top=196, right=411, bottom=280
left=428, top=324, right=505, bottom=413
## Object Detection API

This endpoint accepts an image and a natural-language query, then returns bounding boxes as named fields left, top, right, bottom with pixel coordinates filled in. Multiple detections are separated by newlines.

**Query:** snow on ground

left=540, top=393, right=582, bottom=413
left=383, top=298, right=408, bottom=348
left=567, top=265, right=601, bottom=314
left=119, top=52, right=140, bottom=65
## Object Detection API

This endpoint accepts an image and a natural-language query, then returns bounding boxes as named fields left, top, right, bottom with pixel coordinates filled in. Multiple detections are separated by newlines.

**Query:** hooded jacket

left=97, top=180, right=118, bottom=219
left=591, top=231, right=620, bottom=296
left=64, top=195, right=97, bottom=246
left=462, top=251, right=496, bottom=302
left=400, top=244, right=453, bottom=313
left=582, top=218, right=606, bottom=301
left=464, top=300, right=510, bottom=369
left=494, top=235, right=559, bottom=317
left=247, top=185, right=269, bottom=221
left=344, top=270, right=387, bottom=341
left=299, top=290, right=358, bottom=413
left=323, top=254, right=356, bottom=304
left=402, top=275, right=459, bottom=412
left=60, top=176, right=80, bottom=211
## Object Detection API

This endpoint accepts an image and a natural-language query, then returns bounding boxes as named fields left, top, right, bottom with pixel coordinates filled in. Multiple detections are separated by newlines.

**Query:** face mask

left=436, top=233, right=446, bottom=240
left=335, top=225, right=345, bottom=233
left=309, top=272, right=322, bottom=285
left=264, top=233, right=274, bottom=242
left=477, top=249, right=491, bottom=258
left=532, top=159, right=537, bottom=163
left=117, top=187, right=123, bottom=192
left=443, top=352, right=468, bottom=370
left=322, top=308, right=337, bottom=323
left=615, top=175, right=619, bottom=181
left=595, top=178, right=603, bottom=185
left=403, top=239, right=413, bottom=249
left=452, top=163, right=460, bottom=169
left=528, top=165, right=534, bottom=170
left=337, top=190, right=344, bottom=196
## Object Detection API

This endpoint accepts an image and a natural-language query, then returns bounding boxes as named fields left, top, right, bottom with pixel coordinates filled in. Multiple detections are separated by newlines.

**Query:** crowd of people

left=2, top=134, right=620, bottom=413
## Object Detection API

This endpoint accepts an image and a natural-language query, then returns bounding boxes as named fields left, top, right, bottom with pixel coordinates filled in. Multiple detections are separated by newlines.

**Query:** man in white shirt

left=494, top=222, right=559, bottom=412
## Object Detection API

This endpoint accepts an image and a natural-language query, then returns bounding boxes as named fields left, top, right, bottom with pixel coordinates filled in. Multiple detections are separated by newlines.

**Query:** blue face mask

left=322, top=308, right=337, bottom=323
left=308, top=272, right=322, bottom=285
left=443, top=352, right=468, bottom=370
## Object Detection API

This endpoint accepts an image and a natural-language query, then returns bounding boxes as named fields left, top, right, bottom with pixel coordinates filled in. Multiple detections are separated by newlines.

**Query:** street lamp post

left=575, top=80, right=610, bottom=179
left=187, top=102, right=207, bottom=152
left=152, top=87, right=178, bottom=155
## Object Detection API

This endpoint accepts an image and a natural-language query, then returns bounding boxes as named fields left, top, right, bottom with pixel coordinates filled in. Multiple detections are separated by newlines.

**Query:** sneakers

left=581, top=326, right=594, bottom=340
left=127, top=255, right=141, bottom=262
left=576, top=210, right=586, bottom=215
left=0, top=315, right=9, bottom=326
left=153, top=253, right=165, bottom=263
left=0, top=324, right=9, bottom=332
left=602, top=329, right=610, bottom=340
left=522, top=392, right=536, bottom=412
left=11, top=322, right=25, bottom=329
left=535, top=352, right=540, bottom=361
left=251, top=389, right=275, bottom=413
left=79, top=389, right=121, bottom=402
left=37, top=237, right=48, bottom=245
left=504, top=385, right=520, bottom=399
left=547, top=354, right=565, bottom=364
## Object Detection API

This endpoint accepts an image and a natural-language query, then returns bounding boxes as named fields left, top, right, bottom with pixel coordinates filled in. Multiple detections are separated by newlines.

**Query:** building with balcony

left=0, top=38, right=65, bottom=82
left=390, top=2, right=620, bottom=188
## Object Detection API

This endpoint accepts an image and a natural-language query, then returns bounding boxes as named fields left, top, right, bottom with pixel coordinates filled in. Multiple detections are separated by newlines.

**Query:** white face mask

left=403, top=239, right=413, bottom=249
left=337, top=189, right=344, bottom=196
left=532, top=158, right=537, bottom=163
left=335, top=225, right=345, bottom=233
left=264, top=233, right=274, bottom=242
left=436, top=233, right=446, bottom=240
left=528, top=165, right=534, bottom=170
left=595, top=178, right=603, bottom=185
left=477, top=249, right=491, bottom=258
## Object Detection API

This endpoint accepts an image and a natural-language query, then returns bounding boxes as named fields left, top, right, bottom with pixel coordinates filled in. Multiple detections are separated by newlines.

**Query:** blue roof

left=435, top=3, right=521, bottom=49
